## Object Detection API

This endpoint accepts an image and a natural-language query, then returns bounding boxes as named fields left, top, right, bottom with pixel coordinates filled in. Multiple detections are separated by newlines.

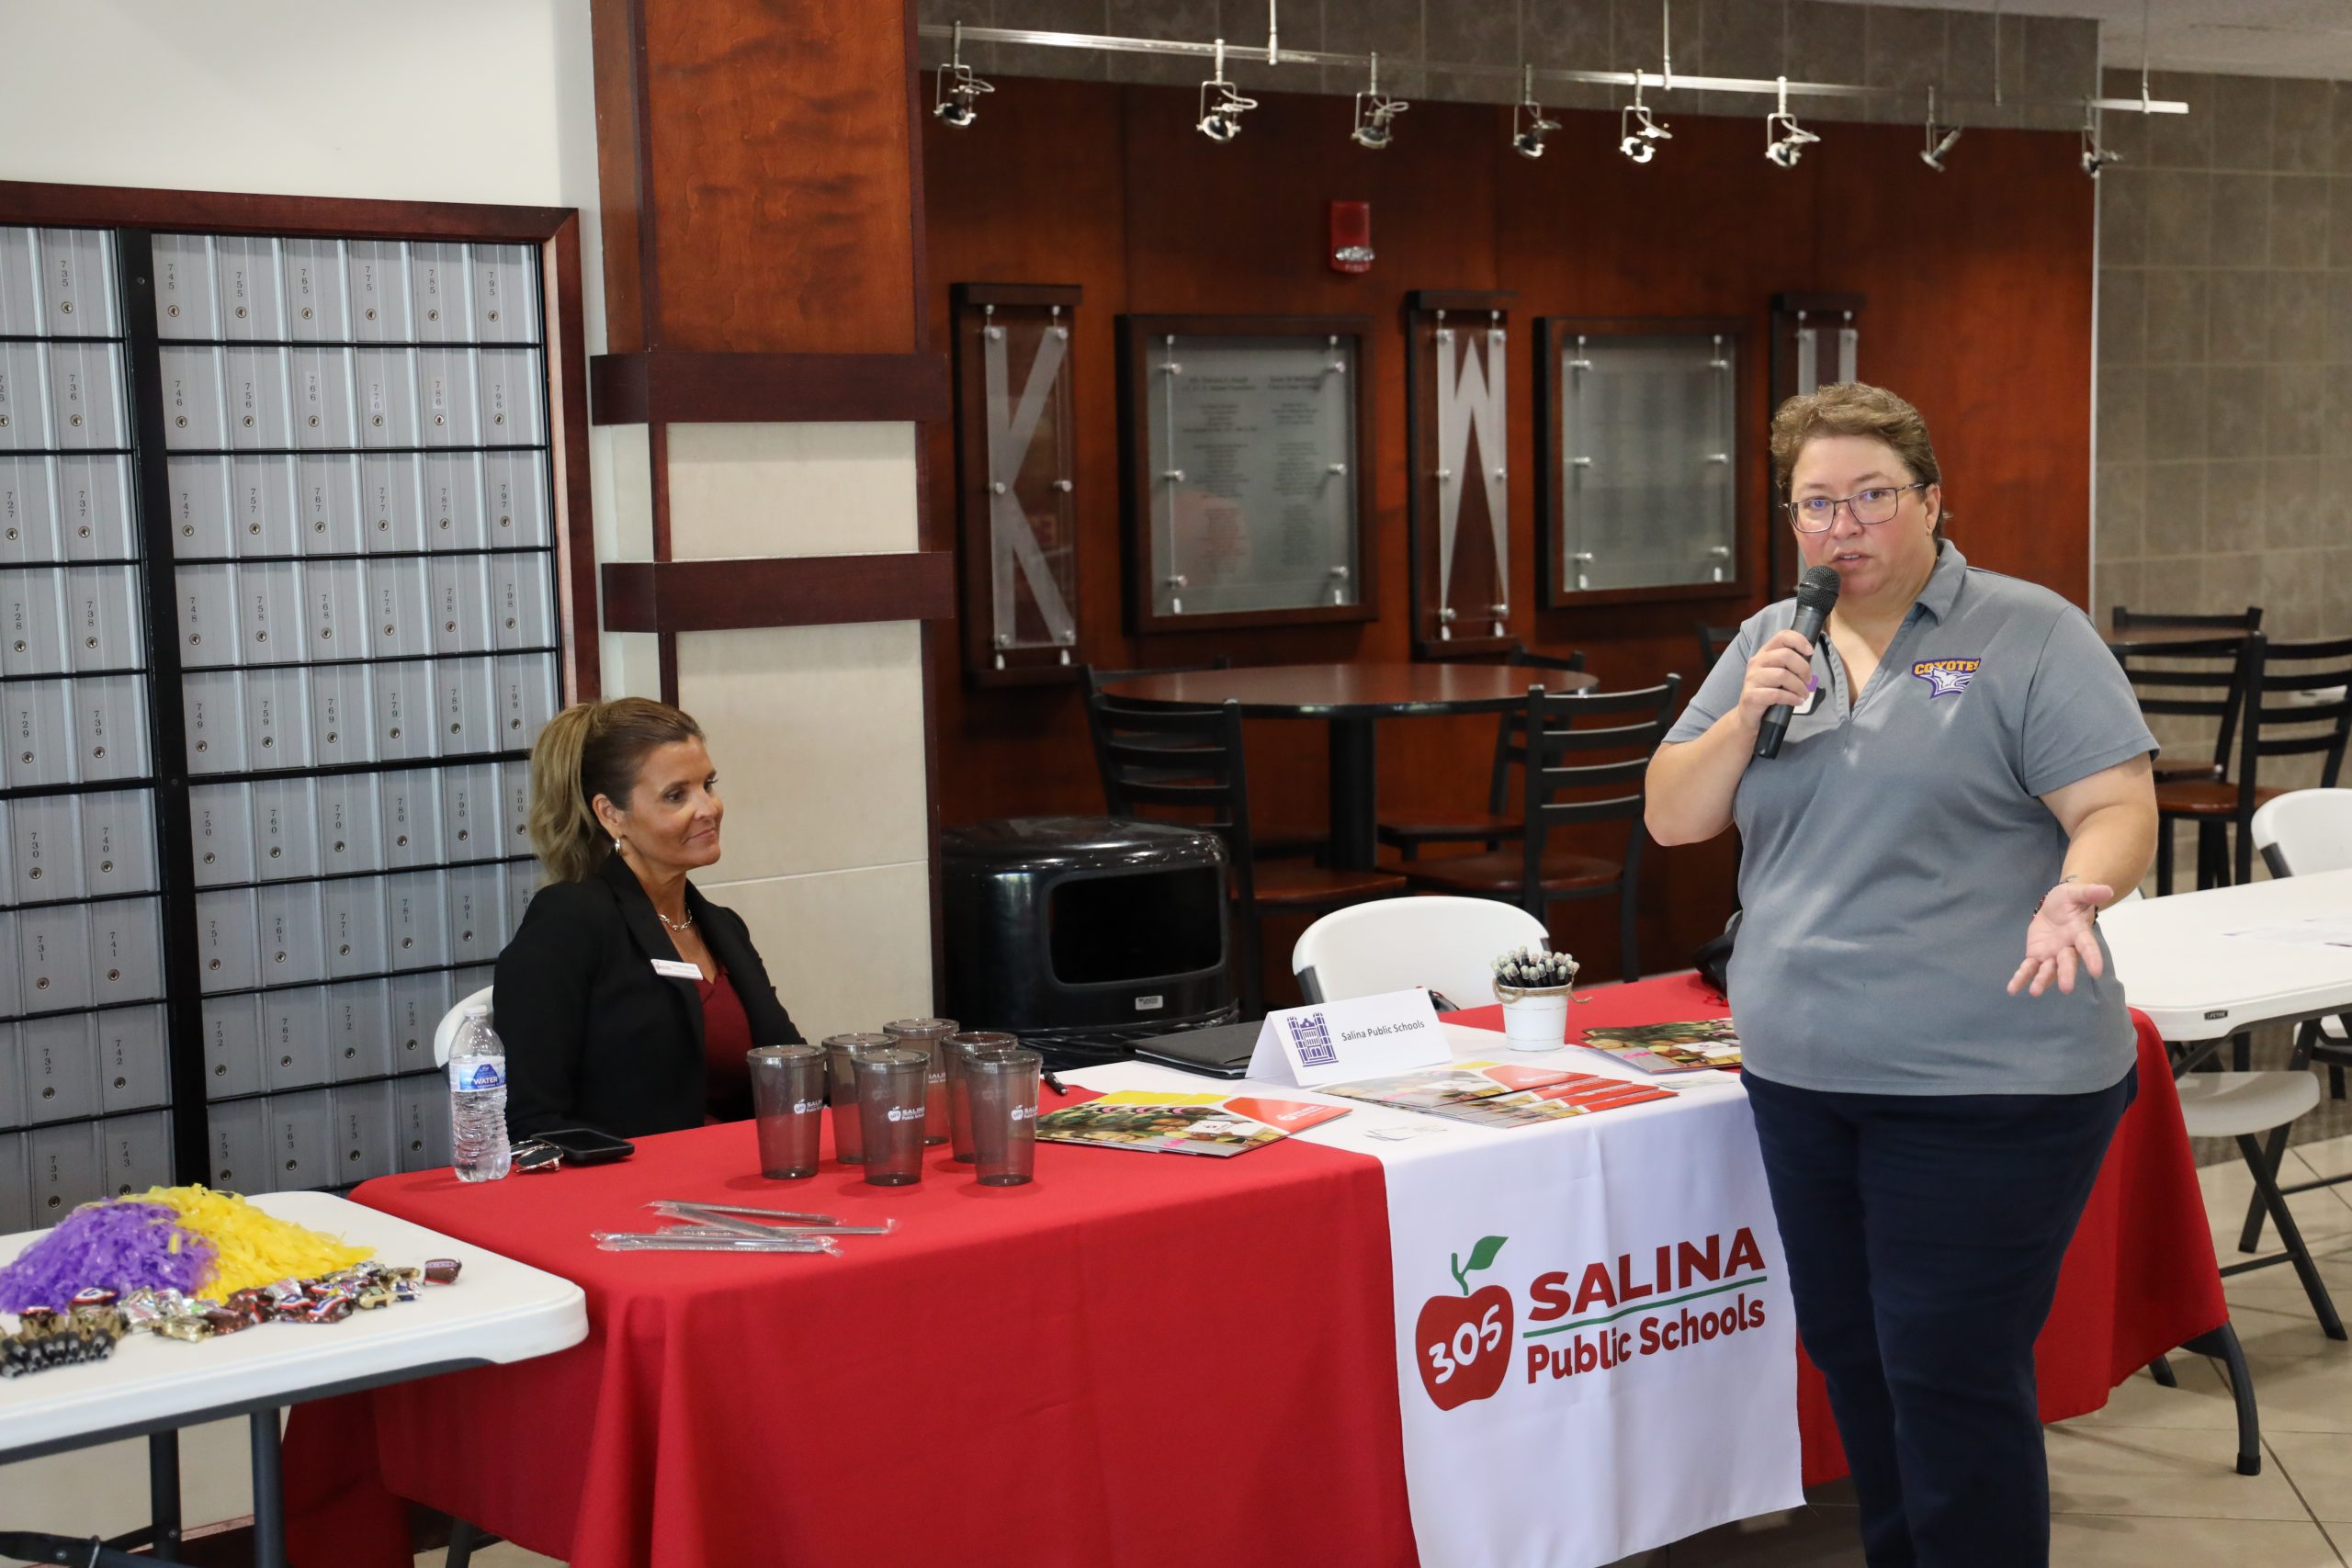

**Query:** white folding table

left=2101, top=867, right=2352, bottom=1061
left=0, top=1190, right=586, bottom=1568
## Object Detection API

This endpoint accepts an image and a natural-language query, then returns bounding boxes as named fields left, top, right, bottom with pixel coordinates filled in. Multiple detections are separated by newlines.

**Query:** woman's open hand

left=2007, top=880, right=2111, bottom=998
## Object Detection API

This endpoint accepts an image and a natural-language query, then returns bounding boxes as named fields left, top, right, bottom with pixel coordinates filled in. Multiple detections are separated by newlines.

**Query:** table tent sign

left=1246, top=989, right=1450, bottom=1087
left=1246, top=988, right=1803, bottom=1564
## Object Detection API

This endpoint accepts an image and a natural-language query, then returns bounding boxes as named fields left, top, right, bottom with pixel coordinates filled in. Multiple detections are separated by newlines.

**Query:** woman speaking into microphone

left=1645, top=383, right=2156, bottom=1568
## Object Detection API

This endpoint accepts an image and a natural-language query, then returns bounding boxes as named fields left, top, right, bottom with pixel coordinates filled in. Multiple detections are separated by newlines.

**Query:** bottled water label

left=450, top=1060, right=506, bottom=1092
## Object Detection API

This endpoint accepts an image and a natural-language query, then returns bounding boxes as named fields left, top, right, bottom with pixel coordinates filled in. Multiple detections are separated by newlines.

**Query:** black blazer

left=494, top=855, right=801, bottom=1139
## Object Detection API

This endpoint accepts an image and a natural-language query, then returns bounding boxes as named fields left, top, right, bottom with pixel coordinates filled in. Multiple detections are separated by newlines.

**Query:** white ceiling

left=1814, top=0, right=2352, bottom=80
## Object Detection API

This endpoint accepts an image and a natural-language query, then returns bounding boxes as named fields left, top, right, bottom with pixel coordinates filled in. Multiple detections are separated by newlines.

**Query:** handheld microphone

left=1753, top=565, right=1842, bottom=760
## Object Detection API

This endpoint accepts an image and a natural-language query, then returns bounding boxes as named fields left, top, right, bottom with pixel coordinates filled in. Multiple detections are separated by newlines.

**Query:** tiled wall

left=2093, top=67, right=2352, bottom=794
left=921, top=0, right=2099, bottom=130
left=2094, top=67, right=2352, bottom=643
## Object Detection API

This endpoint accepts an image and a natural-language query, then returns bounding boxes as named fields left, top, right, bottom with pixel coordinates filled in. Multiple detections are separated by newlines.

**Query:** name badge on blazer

left=650, top=958, right=702, bottom=980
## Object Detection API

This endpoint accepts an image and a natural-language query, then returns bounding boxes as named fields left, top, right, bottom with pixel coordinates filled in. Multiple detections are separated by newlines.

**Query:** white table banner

left=1353, top=1049, right=1802, bottom=1567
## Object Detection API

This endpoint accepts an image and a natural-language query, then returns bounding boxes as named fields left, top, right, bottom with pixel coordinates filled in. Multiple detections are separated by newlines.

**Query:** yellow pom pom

left=128, top=1186, right=371, bottom=1298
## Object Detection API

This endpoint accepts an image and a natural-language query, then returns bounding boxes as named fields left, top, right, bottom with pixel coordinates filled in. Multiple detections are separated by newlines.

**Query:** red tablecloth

left=286, top=1095, right=1414, bottom=1568
left=287, top=976, right=2226, bottom=1562
left=1448, top=975, right=2231, bottom=1488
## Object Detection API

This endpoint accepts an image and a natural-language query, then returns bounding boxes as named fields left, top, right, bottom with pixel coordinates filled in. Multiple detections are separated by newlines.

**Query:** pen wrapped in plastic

left=594, top=1232, right=842, bottom=1255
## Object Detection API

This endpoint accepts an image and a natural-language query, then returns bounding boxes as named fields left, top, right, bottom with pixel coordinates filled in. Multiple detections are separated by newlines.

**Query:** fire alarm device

left=1329, top=201, right=1373, bottom=274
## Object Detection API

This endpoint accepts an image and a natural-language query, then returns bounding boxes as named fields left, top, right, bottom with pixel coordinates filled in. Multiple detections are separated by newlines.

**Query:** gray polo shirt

left=1667, top=542, right=2156, bottom=1095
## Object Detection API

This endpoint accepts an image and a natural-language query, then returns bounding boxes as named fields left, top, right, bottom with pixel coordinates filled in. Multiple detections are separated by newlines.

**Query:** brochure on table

left=1246, top=989, right=1452, bottom=1088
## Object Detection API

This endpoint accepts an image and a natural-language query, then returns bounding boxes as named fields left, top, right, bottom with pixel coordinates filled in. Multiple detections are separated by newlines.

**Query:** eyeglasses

left=1785, top=482, right=1928, bottom=533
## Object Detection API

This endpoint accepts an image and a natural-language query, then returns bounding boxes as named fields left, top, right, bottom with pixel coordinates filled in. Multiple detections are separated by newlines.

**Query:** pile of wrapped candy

left=0, top=1186, right=464, bottom=1376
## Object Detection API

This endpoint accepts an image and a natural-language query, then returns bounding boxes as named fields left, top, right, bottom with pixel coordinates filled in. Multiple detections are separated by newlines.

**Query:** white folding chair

left=2233, top=791, right=2352, bottom=1253
left=2176, top=1070, right=2345, bottom=1340
left=1293, top=896, right=1551, bottom=1011
left=432, top=985, right=497, bottom=1068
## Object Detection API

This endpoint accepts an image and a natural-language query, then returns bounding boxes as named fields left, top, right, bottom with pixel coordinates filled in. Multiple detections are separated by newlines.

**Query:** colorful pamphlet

left=1035, top=1090, right=1351, bottom=1158
left=1324, top=1061, right=1676, bottom=1128
left=1573, top=1020, right=1743, bottom=1076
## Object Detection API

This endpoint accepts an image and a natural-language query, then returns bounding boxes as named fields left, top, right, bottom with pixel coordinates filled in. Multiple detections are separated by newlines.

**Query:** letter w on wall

left=984, top=321, right=1076, bottom=649
left=1435, top=323, right=1509, bottom=635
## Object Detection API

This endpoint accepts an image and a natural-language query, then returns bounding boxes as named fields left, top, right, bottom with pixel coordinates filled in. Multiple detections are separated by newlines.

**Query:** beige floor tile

left=414, top=1545, right=561, bottom=1568
left=2219, top=1282, right=2352, bottom=1359
left=2297, top=1134, right=2352, bottom=1183
left=2065, top=1356, right=2244, bottom=1431
left=2045, top=1423, right=2313, bottom=1519
left=2227, top=1348, right=2352, bottom=1434
left=1669, top=1504, right=1866, bottom=1566
left=2269, top=1431, right=2352, bottom=1523
left=2048, top=1515, right=2347, bottom=1566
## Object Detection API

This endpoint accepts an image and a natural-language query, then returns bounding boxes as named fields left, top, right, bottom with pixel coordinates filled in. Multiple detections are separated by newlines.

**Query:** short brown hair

left=1770, top=382, right=1951, bottom=537
left=526, top=698, right=707, bottom=883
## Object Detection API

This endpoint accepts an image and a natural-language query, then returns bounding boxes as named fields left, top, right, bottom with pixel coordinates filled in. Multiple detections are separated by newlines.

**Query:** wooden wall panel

left=922, top=84, right=2096, bottom=1001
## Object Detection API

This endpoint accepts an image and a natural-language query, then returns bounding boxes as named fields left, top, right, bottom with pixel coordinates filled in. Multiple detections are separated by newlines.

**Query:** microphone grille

left=1794, top=565, right=1842, bottom=611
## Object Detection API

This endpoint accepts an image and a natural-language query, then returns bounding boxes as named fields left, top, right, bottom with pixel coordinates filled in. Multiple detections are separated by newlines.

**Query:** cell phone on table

left=529, top=1126, right=636, bottom=1165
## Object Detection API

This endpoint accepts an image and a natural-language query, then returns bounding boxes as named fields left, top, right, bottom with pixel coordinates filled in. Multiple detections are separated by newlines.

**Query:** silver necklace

left=658, top=908, right=695, bottom=934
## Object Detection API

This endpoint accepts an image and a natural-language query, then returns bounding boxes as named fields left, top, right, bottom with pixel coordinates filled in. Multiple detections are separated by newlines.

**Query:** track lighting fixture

left=1197, top=39, right=1257, bottom=144
left=1351, top=51, right=1408, bottom=150
left=1620, top=79, right=1671, bottom=164
left=1765, top=77, right=1819, bottom=169
left=933, top=20, right=993, bottom=129
left=1919, top=86, right=1961, bottom=173
left=1512, top=64, right=1559, bottom=160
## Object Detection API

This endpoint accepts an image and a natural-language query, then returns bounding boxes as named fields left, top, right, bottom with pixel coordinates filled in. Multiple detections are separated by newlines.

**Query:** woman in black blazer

left=495, top=698, right=801, bottom=1139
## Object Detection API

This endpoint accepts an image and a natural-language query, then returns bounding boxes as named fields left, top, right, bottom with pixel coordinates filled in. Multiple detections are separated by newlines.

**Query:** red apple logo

left=1416, top=1235, right=1513, bottom=1411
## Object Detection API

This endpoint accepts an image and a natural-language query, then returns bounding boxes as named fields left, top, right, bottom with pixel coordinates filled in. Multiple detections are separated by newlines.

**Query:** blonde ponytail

left=526, top=698, right=706, bottom=884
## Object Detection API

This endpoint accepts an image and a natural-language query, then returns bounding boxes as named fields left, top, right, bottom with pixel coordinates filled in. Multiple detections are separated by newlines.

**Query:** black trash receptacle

left=940, top=817, right=1237, bottom=1067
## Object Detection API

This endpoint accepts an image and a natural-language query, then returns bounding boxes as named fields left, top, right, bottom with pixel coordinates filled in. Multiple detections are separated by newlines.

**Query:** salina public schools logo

left=1910, top=656, right=1981, bottom=697
left=1416, top=1229, right=1771, bottom=1412
left=1285, top=1011, right=1338, bottom=1067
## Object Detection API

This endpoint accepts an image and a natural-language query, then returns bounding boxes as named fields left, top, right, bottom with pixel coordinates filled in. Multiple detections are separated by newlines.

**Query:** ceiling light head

left=1620, top=100, right=1671, bottom=164
left=1512, top=65, right=1558, bottom=160
left=1197, top=39, right=1257, bottom=145
left=1765, top=80, right=1817, bottom=170
left=1918, top=87, right=1960, bottom=173
left=1350, top=51, right=1408, bottom=150
left=933, top=21, right=993, bottom=129
left=2080, top=106, right=2121, bottom=179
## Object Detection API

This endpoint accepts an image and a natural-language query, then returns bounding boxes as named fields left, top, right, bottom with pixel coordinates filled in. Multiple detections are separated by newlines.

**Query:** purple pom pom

left=0, top=1202, right=215, bottom=1315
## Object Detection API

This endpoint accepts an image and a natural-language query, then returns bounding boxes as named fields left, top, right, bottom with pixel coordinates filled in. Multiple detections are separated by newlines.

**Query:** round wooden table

left=1103, top=662, right=1600, bottom=871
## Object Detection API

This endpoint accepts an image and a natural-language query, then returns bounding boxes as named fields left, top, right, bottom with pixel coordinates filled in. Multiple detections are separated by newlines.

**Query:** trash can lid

left=940, top=816, right=1227, bottom=872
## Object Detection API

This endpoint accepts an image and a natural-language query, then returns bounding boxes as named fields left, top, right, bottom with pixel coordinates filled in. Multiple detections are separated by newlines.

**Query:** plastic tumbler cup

left=884, top=1018, right=958, bottom=1147
left=944, top=1031, right=1017, bottom=1164
left=854, top=1047, right=932, bottom=1187
left=822, top=1032, right=893, bottom=1165
left=747, top=1043, right=827, bottom=1179
left=967, top=1047, right=1042, bottom=1187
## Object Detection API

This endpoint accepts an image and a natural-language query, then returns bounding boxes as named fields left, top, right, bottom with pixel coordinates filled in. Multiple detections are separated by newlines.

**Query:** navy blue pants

left=1743, top=1066, right=2136, bottom=1568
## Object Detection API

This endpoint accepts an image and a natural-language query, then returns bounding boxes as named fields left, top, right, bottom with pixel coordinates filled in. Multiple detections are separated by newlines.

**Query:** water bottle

left=448, top=1007, right=512, bottom=1182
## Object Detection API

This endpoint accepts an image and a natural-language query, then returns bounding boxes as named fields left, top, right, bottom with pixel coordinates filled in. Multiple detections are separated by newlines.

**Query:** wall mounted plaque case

left=1119, top=314, right=1375, bottom=634
left=951, top=283, right=1082, bottom=687
left=1405, top=290, right=1513, bottom=660
left=1536, top=317, right=1754, bottom=608
left=1766, top=293, right=1864, bottom=594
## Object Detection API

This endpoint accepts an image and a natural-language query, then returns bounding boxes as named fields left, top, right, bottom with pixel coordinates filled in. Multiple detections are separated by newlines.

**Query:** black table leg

left=249, top=1410, right=287, bottom=1568
left=1329, top=717, right=1378, bottom=871
left=148, top=1431, right=181, bottom=1558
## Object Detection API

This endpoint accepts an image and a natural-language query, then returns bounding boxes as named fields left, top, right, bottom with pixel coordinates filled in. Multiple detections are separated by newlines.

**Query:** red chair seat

left=1401, top=850, right=1622, bottom=897
left=1376, top=812, right=1524, bottom=844
left=2155, top=781, right=2283, bottom=818
left=1250, top=863, right=1408, bottom=908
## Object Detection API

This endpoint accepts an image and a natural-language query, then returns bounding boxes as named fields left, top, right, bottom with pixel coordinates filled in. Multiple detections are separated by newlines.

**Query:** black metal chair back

left=1082, top=693, right=1259, bottom=906
left=1481, top=648, right=1588, bottom=818
left=2112, top=604, right=2264, bottom=634
left=1514, top=678, right=1682, bottom=959
left=1695, top=623, right=1741, bottom=674
left=2239, top=629, right=2352, bottom=799
left=1078, top=659, right=1233, bottom=799
left=2114, top=632, right=2263, bottom=785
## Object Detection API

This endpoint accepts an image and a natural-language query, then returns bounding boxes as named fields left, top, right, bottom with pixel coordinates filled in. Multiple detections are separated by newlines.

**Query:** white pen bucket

left=1494, top=982, right=1573, bottom=1051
